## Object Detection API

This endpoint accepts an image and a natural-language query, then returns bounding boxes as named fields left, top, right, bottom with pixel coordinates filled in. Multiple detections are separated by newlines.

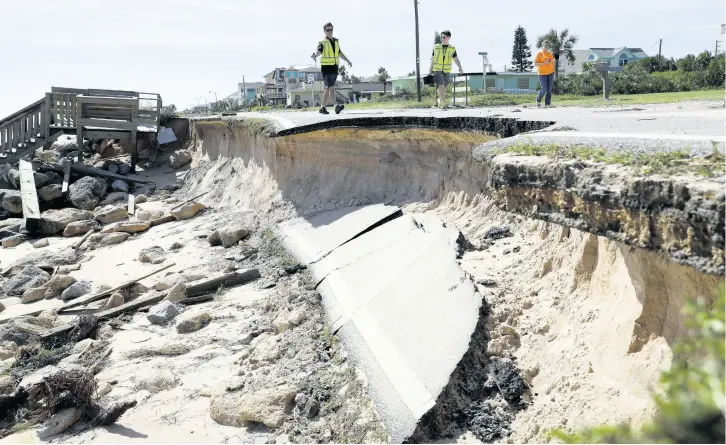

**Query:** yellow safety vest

left=432, top=44, right=456, bottom=73
left=319, top=39, right=340, bottom=66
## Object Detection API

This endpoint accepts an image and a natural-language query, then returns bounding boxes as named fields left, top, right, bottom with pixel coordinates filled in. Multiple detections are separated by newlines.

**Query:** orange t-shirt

left=535, top=49, right=555, bottom=75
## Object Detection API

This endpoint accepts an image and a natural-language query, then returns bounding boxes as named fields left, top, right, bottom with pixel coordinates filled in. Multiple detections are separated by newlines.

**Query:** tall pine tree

left=511, top=26, right=534, bottom=72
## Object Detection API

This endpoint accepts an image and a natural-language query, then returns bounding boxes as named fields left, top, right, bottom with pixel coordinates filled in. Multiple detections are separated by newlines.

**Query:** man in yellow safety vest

left=311, top=22, right=353, bottom=115
left=429, top=30, right=463, bottom=109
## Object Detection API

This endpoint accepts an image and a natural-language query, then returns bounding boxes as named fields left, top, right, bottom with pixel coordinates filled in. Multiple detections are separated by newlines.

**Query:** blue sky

left=0, top=0, right=723, bottom=115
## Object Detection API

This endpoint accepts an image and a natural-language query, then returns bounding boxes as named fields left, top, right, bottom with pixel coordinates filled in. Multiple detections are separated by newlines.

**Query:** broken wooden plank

left=72, top=227, right=97, bottom=250
left=59, top=262, right=175, bottom=312
left=18, top=160, right=41, bottom=232
left=170, top=191, right=209, bottom=211
left=186, top=269, right=261, bottom=298
left=149, top=215, right=175, bottom=227
left=61, top=161, right=71, bottom=193
left=41, top=292, right=166, bottom=342
left=179, top=295, right=214, bottom=306
left=128, top=194, right=135, bottom=215
left=44, top=163, right=154, bottom=185
left=14, top=321, right=47, bottom=336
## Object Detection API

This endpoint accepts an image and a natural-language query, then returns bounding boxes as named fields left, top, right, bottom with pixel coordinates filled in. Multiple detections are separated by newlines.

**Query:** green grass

left=344, top=89, right=725, bottom=111
left=493, top=141, right=725, bottom=177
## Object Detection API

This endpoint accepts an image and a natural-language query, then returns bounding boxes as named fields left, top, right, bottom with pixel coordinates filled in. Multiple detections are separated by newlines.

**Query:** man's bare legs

left=438, top=84, right=446, bottom=108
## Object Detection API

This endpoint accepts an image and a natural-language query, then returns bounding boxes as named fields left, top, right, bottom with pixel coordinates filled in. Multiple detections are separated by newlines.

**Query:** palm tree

left=536, top=28, right=578, bottom=93
left=377, top=66, right=390, bottom=94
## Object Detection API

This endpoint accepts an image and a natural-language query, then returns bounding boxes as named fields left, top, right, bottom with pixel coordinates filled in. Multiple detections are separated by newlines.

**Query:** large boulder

left=117, top=164, right=132, bottom=175
left=63, top=219, right=100, bottom=237
left=38, top=184, right=63, bottom=202
left=2, top=234, right=26, bottom=248
left=164, top=282, right=187, bottom=302
left=60, top=280, right=92, bottom=301
left=147, top=301, right=182, bottom=325
left=21, top=287, right=47, bottom=304
left=1, top=190, right=22, bottom=214
left=69, top=177, right=107, bottom=210
left=169, top=150, right=192, bottom=169
left=210, top=385, right=298, bottom=428
left=39, top=208, right=94, bottom=235
left=50, top=135, right=78, bottom=156
left=94, top=205, right=128, bottom=225
left=3, top=266, right=50, bottom=296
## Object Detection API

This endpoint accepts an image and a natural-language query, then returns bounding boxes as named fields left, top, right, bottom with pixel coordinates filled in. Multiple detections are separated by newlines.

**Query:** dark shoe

left=319, top=107, right=329, bottom=114
left=335, top=104, right=344, bottom=114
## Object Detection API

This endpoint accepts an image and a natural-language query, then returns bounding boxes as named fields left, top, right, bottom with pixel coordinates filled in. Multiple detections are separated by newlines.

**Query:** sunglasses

left=325, top=28, right=333, bottom=32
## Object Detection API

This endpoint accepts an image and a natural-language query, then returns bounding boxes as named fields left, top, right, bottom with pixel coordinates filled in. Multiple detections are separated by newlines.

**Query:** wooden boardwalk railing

left=0, top=87, right=161, bottom=163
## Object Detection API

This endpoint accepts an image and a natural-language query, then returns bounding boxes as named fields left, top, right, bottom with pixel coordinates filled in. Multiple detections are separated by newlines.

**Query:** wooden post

left=18, top=159, right=41, bottom=233
left=130, top=130, right=138, bottom=173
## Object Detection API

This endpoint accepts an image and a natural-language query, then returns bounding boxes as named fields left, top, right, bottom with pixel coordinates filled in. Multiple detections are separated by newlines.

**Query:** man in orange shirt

left=534, top=40, right=556, bottom=107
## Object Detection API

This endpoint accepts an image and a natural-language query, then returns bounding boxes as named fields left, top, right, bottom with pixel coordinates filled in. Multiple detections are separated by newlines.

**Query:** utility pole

left=243, top=75, right=247, bottom=109
left=414, top=0, right=421, bottom=102
left=716, top=40, right=720, bottom=56
left=657, top=39, right=662, bottom=70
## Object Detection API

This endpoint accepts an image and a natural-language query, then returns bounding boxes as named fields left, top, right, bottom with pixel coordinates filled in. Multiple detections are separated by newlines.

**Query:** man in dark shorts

left=429, top=30, right=463, bottom=109
left=311, top=22, right=353, bottom=115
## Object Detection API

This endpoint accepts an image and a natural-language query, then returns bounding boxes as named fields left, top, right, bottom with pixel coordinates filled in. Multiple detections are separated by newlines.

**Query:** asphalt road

left=196, top=99, right=726, bottom=156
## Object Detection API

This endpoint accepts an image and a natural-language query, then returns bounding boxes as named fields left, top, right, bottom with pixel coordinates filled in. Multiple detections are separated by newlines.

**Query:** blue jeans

left=537, top=73, right=554, bottom=105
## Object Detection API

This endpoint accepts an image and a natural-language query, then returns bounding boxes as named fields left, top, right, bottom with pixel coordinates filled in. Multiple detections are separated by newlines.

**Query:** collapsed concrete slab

left=281, top=206, right=481, bottom=442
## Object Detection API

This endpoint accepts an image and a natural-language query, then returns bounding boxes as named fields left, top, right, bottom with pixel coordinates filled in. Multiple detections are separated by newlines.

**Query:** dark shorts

left=433, top=71, right=450, bottom=86
left=323, top=73, right=338, bottom=88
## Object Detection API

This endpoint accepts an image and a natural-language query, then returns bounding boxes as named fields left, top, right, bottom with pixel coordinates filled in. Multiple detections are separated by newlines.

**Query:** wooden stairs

left=0, top=87, right=162, bottom=166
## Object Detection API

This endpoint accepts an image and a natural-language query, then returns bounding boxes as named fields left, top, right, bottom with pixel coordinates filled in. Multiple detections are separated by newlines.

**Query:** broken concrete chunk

left=98, top=191, right=129, bottom=207
left=100, top=220, right=150, bottom=234
left=137, top=370, right=177, bottom=393
left=40, top=208, right=94, bottom=235
left=3, top=266, right=50, bottom=296
left=32, top=239, right=49, bottom=249
left=164, top=282, right=187, bottom=302
left=139, top=246, right=166, bottom=264
left=44, top=275, right=77, bottom=298
left=218, top=226, right=251, bottom=248
left=63, top=219, right=100, bottom=237
left=136, top=210, right=152, bottom=222
left=127, top=283, right=149, bottom=299
left=83, top=232, right=130, bottom=250
left=94, top=205, right=128, bottom=225
left=176, top=310, right=211, bottom=334
left=208, top=230, right=222, bottom=246
left=210, top=385, right=298, bottom=428
left=273, top=308, right=307, bottom=334
left=60, top=280, right=92, bottom=301
left=169, top=150, right=192, bottom=169
left=21, top=286, right=47, bottom=304
left=102, top=293, right=125, bottom=311
left=135, top=194, right=148, bottom=204
left=171, top=201, right=204, bottom=221
left=147, top=301, right=182, bottom=325
left=36, top=309, right=57, bottom=328
left=2, top=234, right=26, bottom=248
